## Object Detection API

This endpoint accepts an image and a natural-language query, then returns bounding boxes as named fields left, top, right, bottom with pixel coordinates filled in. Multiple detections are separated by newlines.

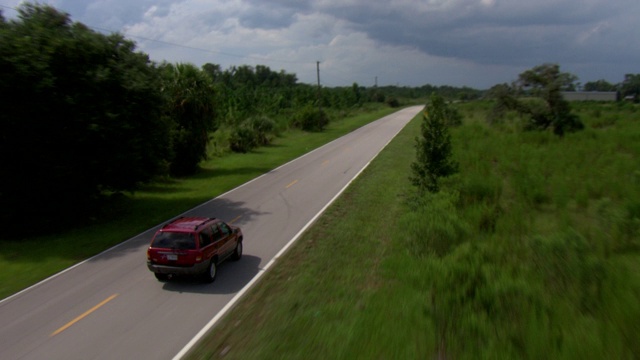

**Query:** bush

left=386, top=96, right=400, bottom=108
left=249, top=115, right=277, bottom=145
left=229, top=115, right=277, bottom=153
left=293, top=105, right=329, bottom=131
left=229, top=124, right=259, bottom=153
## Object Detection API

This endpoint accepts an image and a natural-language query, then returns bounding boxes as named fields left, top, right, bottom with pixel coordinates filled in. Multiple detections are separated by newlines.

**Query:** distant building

left=561, top=91, right=618, bottom=101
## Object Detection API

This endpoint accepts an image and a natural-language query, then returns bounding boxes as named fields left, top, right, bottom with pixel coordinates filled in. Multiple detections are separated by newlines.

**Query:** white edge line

left=172, top=109, right=416, bottom=360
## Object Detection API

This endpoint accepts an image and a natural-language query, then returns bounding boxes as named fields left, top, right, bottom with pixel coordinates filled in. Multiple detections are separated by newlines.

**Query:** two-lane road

left=0, top=106, right=422, bottom=359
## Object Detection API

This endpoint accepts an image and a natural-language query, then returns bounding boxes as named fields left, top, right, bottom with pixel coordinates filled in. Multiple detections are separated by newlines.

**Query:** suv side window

left=200, top=227, right=213, bottom=248
left=211, top=225, right=223, bottom=242
left=219, top=222, right=231, bottom=236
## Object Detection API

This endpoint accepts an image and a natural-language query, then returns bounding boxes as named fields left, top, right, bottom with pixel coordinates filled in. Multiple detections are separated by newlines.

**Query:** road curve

left=0, top=106, right=422, bottom=360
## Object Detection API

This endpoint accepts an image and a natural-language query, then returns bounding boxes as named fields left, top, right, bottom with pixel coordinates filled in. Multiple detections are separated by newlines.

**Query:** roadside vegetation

left=189, top=99, right=640, bottom=359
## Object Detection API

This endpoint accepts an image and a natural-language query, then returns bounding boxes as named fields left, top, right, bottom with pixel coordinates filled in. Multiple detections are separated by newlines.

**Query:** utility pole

left=316, top=61, right=322, bottom=113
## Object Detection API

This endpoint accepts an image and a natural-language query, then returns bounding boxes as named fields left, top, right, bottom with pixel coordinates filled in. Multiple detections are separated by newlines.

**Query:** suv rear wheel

left=154, top=273, right=169, bottom=282
left=232, top=240, right=243, bottom=261
left=203, top=260, right=217, bottom=283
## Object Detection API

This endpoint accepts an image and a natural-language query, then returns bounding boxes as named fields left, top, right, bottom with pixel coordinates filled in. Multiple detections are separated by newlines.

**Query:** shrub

left=386, top=96, right=400, bottom=108
left=229, top=123, right=258, bottom=153
left=229, top=115, right=277, bottom=153
left=293, top=105, right=329, bottom=131
left=249, top=115, right=277, bottom=145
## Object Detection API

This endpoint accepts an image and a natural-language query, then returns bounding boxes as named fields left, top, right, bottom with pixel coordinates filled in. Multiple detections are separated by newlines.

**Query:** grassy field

left=188, top=101, right=640, bottom=359
left=0, top=105, right=399, bottom=300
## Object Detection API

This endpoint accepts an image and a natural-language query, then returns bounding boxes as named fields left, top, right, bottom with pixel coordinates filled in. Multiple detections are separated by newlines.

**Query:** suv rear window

left=151, top=232, right=196, bottom=250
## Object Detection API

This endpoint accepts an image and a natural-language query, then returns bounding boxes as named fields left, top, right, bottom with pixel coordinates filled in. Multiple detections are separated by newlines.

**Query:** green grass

left=0, top=105, right=398, bottom=300
left=188, top=101, right=640, bottom=359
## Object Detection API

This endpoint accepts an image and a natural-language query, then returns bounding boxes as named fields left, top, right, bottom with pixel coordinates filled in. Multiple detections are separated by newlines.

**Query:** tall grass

left=190, top=100, right=640, bottom=359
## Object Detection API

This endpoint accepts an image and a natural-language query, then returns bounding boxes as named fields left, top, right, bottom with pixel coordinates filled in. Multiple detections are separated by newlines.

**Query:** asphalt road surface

left=0, top=106, right=422, bottom=360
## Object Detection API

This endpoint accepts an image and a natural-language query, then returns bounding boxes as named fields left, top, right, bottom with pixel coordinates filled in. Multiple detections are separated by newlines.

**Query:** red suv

left=146, top=217, right=243, bottom=282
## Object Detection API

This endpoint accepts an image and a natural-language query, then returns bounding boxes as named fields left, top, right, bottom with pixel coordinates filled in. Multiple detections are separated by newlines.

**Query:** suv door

left=217, top=221, right=236, bottom=257
left=199, top=226, right=216, bottom=261
left=210, top=224, right=225, bottom=258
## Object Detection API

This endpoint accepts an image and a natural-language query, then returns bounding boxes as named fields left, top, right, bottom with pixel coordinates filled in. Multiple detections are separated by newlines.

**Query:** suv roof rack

left=194, top=217, right=216, bottom=230
left=160, top=216, right=217, bottom=230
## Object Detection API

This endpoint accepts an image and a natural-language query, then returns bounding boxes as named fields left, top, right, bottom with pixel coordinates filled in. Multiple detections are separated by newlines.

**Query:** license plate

left=167, top=254, right=178, bottom=261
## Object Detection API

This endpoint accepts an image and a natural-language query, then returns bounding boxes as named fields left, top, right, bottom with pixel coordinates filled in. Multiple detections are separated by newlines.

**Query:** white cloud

left=3, top=0, right=639, bottom=88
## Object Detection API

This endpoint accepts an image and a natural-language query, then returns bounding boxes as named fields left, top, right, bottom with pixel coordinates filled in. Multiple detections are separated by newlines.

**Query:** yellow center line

left=229, top=215, right=242, bottom=224
left=285, top=179, right=298, bottom=188
left=50, top=293, right=119, bottom=337
left=322, top=160, right=330, bottom=166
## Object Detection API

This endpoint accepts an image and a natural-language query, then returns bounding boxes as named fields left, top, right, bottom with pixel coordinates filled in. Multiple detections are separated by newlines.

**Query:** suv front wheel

left=203, top=260, right=217, bottom=283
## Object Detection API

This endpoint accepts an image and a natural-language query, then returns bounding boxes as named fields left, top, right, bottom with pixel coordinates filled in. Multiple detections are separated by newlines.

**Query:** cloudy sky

left=2, top=0, right=638, bottom=89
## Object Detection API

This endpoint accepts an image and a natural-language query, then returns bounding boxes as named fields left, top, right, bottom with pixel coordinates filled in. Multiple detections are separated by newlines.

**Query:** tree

left=621, top=74, right=640, bottom=102
left=202, top=63, right=222, bottom=82
left=160, top=63, right=218, bottom=175
left=491, top=64, right=583, bottom=136
left=411, top=94, right=459, bottom=193
left=0, top=3, right=171, bottom=232
left=584, top=79, right=617, bottom=92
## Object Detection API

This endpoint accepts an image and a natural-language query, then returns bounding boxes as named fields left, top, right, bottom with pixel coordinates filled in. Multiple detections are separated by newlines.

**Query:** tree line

left=582, top=75, right=640, bottom=101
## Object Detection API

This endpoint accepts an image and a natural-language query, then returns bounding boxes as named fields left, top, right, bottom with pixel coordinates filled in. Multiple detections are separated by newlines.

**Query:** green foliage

left=621, top=74, right=640, bottom=101
left=386, top=96, right=400, bottom=108
left=293, top=104, right=330, bottom=131
left=428, top=242, right=541, bottom=358
left=0, top=3, right=171, bottom=231
left=529, top=230, right=605, bottom=311
left=402, top=191, right=470, bottom=257
left=229, top=124, right=258, bottom=153
left=159, top=62, right=217, bottom=176
left=206, top=63, right=299, bottom=123
left=229, top=116, right=277, bottom=153
left=249, top=115, right=277, bottom=145
left=411, top=94, right=459, bottom=193
left=584, top=79, right=617, bottom=92
left=491, top=63, right=584, bottom=136
left=406, top=101, right=640, bottom=358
